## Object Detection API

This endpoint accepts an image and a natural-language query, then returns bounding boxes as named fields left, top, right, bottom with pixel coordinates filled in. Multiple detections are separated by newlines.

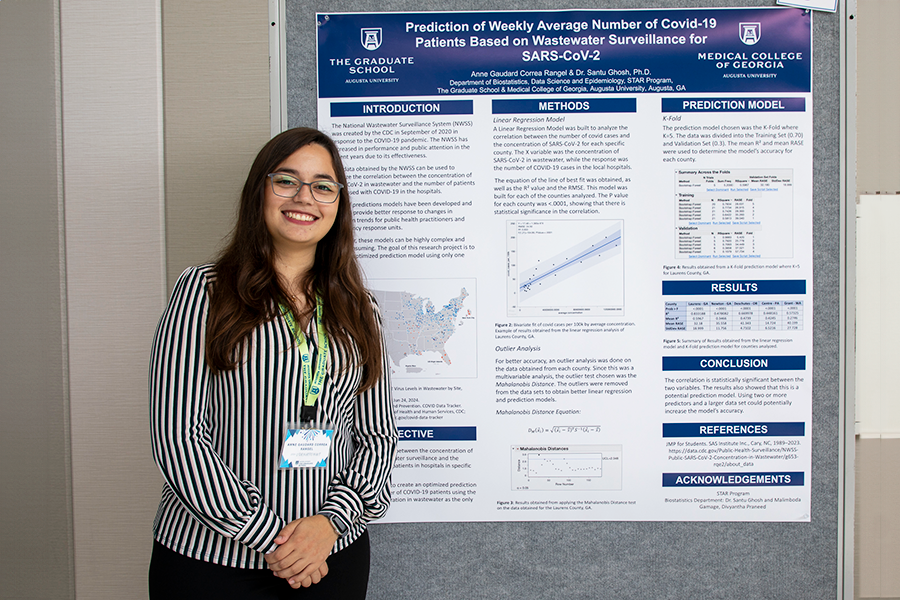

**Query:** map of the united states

left=372, top=287, right=470, bottom=369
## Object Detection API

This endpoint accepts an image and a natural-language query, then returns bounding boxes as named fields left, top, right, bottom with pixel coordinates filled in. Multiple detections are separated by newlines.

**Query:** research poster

left=315, top=7, right=812, bottom=522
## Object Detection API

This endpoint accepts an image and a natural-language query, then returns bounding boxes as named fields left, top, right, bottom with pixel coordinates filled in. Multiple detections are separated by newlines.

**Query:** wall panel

left=0, top=0, right=74, bottom=596
left=60, top=1, right=166, bottom=597
left=162, top=0, right=271, bottom=287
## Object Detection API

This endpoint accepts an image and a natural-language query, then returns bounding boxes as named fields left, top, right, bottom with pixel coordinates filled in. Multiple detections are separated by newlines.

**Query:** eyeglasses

left=267, top=173, right=344, bottom=204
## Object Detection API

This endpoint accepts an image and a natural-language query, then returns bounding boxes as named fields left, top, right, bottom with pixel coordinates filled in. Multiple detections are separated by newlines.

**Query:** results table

left=664, top=300, right=803, bottom=331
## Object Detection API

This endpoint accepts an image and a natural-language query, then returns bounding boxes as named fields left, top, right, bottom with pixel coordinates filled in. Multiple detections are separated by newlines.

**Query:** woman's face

left=263, top=143, right=340, bottom=260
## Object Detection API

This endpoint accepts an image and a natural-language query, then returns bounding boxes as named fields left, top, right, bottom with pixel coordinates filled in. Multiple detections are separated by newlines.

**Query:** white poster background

left=315, top=7, right=813, bottom=522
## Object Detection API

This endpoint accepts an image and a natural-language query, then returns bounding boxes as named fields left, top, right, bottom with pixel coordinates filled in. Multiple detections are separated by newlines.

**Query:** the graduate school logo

left=361, top=28, right=382, bottom=51
left=739, top=22, right=761, bottom=45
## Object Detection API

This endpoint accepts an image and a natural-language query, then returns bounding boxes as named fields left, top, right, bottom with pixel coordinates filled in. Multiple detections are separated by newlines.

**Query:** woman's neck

left=274, top=248, right=315, bottom=304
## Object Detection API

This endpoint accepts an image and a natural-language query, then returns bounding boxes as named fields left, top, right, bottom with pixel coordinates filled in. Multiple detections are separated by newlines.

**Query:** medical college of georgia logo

left=739, top=22, right=761, bottom=45
left=361, top=28, right=382, bottom=51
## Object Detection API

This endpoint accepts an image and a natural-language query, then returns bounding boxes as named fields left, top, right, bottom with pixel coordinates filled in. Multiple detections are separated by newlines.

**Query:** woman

left=148, top=128, right=397, bottom=599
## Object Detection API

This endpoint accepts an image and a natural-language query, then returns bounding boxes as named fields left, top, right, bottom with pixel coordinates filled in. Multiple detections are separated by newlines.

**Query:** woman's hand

left=291, top=561, right=329, bottom=589
left=265, top=515, right=338, bottom=588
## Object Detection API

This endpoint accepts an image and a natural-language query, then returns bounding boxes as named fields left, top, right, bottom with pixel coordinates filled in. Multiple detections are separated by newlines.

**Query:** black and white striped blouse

left=149, top=265, right=397, bottom=569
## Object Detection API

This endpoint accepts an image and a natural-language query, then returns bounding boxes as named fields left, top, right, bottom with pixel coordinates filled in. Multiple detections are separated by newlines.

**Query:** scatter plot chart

left=511, top=444, right=623, bottom=491
left=507, top=220, right=624, bottom=317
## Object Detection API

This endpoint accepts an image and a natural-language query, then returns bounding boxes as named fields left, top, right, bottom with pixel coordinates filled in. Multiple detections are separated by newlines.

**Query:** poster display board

left=315, top=6, right=813, bottom=523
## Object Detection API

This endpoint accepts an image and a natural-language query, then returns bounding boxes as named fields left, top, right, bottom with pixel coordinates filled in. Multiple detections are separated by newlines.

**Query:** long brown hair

left=205, top=127, right=382, bottom=391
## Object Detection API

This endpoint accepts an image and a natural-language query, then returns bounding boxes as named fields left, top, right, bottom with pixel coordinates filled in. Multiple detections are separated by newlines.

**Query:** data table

left=664, top=300, right=803, bottom=331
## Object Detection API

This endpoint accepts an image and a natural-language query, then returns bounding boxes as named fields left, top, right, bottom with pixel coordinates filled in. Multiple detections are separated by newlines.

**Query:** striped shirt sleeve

left=149, top=266, right=283, bottom=555
left=318, top=297, right=399, bottom=532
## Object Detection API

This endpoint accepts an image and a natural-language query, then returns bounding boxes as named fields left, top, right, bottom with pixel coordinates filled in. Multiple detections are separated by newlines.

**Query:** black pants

left=149, top=531, right=370, bottom=600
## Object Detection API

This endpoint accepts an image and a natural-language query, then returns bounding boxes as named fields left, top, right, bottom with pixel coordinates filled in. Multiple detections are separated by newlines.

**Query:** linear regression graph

left=511, top=445, right=623, bottom=491
left=519, top=222, right=622, bottom=301
left=507, top=220, right=624, bottom=317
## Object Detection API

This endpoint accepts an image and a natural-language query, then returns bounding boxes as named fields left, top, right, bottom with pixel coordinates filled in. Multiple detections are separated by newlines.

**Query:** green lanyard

left=281, top=296, right=329, bottom=422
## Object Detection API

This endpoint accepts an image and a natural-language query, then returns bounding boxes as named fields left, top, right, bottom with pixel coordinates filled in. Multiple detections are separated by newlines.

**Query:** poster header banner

left=317, top=8, right=811, bottom=98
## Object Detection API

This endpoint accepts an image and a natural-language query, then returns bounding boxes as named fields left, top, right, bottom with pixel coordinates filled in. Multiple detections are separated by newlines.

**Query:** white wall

left=59, top=0, right=167, bottom=596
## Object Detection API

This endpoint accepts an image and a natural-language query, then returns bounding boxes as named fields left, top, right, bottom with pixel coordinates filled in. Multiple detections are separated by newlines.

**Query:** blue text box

left=662, top=356, right=806, bottom=371
left=662, top=280, right=806, bottom=295
left=662, top=472, right=804, bottom=486
left=398, top=426, right=477, bottom=441
left=663, top=422, right=805, bottom=437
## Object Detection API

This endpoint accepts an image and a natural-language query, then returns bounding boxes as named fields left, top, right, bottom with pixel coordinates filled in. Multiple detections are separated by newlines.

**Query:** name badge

left=279, top=427, right=333, bottom=469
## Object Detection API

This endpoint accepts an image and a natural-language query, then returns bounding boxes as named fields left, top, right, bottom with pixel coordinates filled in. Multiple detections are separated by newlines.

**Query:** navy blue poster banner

left=315, top=7, right=813, bottom=524
left=318, top=8, right=810, bottom=98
